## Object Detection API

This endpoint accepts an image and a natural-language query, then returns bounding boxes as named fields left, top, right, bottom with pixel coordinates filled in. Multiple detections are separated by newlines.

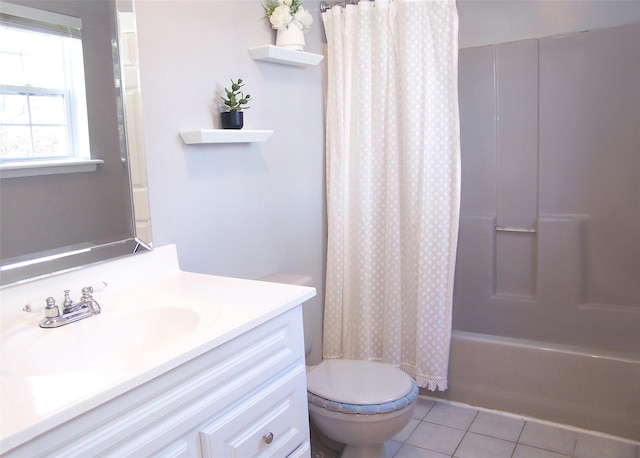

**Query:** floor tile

left=512, top=444, right=572, bottom=458
left=385, top=440, right=403, bottom=457
left=413, top=396, right=436, bottom=420
left=423, top=402, right=478, bottom=430
left=469, top=410, right=525, bottom=442
left=519, top=421, right=577, bottom=455
left=394, top=418, right=421, bottom=442
left=406, top=421, right=465, bottom=455
left=453, top=432, right=516, bottom=458
left=311, top=396, right=638, bottom=458
left=394, top=443, right=451, bottom=458
left=574, top=433, right=638, bottom=458
left=310, top=432, right=339, bottom=458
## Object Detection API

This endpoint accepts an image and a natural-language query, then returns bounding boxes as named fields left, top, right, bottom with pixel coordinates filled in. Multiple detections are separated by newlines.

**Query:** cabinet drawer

left=200, top=365, right=309, bottom=458
left=288, top=441, right=311, bottom=458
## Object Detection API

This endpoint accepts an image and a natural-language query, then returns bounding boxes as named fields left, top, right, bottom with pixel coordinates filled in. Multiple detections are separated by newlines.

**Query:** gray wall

left=135, top=1, right=326, bottom=364
left=457, top=0, right=640, bottom=49
left=454, top=22, right=640, bottom=353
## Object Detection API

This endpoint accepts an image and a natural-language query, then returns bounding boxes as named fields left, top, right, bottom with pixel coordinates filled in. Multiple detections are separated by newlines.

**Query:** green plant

left=221, top=78, right=251, bottom=112
left=263, top=0, right=303, bottom=17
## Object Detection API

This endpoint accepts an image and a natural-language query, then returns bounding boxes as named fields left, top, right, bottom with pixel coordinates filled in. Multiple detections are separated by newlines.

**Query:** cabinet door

left=287, top=441, right=311, bottom=458
left=199, top=366, right=308, bottom=458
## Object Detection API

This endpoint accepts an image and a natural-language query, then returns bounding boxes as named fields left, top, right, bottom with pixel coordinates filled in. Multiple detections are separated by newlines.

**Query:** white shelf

left=249, top=45, right=324, bottom=67
left=179, top=129, right=273, bottom=144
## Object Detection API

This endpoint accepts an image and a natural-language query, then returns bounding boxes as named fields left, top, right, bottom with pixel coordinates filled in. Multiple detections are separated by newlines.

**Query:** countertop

left=0, top=245, right=315, bottom=454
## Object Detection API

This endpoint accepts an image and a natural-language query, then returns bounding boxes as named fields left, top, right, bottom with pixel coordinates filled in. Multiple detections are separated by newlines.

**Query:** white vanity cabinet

left=5, top=307, right=310, bottom=458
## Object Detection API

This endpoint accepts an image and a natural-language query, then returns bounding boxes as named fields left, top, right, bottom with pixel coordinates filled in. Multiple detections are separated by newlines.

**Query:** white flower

left=264, top=0, right=312, bottom=32
left=269, top=4, right=293, bottom=30
left=292, top=6, right=313, bottom=30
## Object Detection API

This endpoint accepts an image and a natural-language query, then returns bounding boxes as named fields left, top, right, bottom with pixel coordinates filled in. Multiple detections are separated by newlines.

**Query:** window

left=0, top=3, right=91, bottom=167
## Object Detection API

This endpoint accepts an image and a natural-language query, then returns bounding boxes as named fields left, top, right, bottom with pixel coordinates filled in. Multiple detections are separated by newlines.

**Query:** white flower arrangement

left=263, top=0, right=313, bottom=31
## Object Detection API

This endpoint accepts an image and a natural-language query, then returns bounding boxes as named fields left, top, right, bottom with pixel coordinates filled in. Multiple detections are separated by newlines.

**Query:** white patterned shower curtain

left=321, top=0, right=460, bottom=391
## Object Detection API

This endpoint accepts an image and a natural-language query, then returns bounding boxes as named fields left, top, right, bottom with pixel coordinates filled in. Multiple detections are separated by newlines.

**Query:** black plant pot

left=220, top=111, right=243, bottom=129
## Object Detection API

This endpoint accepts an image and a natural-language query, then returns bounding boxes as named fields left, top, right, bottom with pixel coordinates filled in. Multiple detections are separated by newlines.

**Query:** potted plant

left=263, top=0, right=313, bottom=50
left=220, top=78, right=251, bottom=129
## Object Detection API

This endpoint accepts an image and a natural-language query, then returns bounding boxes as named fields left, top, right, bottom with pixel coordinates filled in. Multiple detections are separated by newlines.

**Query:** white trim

left=0, top=2, right=82, bottom=31
left=0, top=159, right=103, bottom=178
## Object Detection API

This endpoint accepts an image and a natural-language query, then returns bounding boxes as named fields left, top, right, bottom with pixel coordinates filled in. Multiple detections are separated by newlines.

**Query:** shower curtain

left=321, top=0, right=460, bottom=390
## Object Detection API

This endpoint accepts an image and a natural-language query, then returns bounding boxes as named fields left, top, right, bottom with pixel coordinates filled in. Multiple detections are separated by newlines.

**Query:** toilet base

left=308, top=400, right=415, bottom=458
left=341, top=443, right=384, bottom=458
left=309, top=419, right=344, bottom=454
left=311, top=424, right=402, bottom=458
left=311, top=421, right=396, bottom=458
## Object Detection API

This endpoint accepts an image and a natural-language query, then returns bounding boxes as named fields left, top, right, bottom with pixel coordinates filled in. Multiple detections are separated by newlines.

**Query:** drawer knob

left=263, top=432, right=274, bottom=444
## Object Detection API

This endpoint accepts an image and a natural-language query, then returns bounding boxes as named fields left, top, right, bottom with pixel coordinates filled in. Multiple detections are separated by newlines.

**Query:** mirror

left=0, top=0, right=151, bottom=286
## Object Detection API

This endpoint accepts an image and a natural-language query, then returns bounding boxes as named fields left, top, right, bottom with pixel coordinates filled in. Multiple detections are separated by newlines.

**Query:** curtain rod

left=320, top=0, right=361, bottom=13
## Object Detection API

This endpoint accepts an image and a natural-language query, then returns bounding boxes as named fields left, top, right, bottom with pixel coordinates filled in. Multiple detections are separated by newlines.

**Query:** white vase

left=276, top=25, right=305, bottom=51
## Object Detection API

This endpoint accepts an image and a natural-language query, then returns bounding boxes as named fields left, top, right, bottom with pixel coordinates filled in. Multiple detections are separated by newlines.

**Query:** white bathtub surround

left=321, top=0, right=461, bottom=390
left=0, top=245, right=315, bottom=455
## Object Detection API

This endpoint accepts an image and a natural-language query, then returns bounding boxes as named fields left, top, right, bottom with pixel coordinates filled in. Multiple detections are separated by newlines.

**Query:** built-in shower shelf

left=249, top=45, right=324, bottom=67
left=179, top=129, right=273, bottom=144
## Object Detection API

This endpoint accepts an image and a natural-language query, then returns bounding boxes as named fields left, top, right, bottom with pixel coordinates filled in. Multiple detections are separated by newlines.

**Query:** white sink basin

left=1, top=293, right=219, bottom=377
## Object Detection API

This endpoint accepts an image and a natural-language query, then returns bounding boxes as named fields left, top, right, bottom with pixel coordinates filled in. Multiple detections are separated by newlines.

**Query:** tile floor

left=311, top=396, right=640, bottom=458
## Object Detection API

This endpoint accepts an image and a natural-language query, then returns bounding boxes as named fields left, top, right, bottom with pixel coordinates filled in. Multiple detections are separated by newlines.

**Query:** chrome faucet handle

left=45, top=297, right=60, bottom=318
left=91, top=281, right=108, bottom=292
left=81, top=286, right=101, bottom=314
left=62, top=289, right=75, bottom=311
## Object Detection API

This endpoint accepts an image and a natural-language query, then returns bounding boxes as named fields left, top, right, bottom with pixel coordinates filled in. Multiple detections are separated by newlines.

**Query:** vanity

left=0, top=245, right=315, bottom=457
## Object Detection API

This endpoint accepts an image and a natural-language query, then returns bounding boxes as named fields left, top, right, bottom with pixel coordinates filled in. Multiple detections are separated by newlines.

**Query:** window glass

left=0, top=5, right=90, bottom=163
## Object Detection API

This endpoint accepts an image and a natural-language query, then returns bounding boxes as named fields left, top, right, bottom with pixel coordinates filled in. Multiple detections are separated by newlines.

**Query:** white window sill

left=0, top=159, right=104, bottom=178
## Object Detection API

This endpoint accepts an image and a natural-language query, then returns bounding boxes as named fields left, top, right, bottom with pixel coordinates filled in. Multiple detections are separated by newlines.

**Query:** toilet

left=307, top=359, right=418, bottom=458
left=260, top=274, right=418, bottom=458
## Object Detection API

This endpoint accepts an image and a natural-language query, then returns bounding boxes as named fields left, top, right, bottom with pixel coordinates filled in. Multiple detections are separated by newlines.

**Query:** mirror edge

left=0, top=238, right=151, bottom=287
left=117, top=0, right=153, bottom=251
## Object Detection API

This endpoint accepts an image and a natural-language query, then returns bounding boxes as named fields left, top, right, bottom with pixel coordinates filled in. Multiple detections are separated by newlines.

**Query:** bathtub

left=431, top=330, right=640, bottom=441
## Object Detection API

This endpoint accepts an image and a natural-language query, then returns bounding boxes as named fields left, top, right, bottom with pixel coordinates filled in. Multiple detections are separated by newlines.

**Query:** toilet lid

left=307, top=359, right=414, bottom=405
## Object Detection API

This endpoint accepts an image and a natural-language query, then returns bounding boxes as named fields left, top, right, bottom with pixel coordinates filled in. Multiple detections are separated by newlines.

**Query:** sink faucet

left=38, top=285, right=103, bottom=328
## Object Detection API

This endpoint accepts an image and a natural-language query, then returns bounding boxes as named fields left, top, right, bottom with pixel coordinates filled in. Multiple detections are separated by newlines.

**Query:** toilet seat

left=307, top=359, right=418, bottom=415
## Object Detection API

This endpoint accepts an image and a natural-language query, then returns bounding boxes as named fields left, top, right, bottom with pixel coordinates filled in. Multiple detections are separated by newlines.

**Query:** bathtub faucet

left=38, top=285, right=104, bottom=329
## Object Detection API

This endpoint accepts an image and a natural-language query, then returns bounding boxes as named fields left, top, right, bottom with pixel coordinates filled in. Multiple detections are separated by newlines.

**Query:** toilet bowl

left=307, top=359, right=418, bottom=458
left=259, top=274, right=417, bottom=458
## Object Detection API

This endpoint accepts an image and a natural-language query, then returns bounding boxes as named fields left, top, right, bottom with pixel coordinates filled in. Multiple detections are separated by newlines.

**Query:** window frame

left=1, top=85, right=75, bottom=162
left=0, top=2, right=99, bottom=177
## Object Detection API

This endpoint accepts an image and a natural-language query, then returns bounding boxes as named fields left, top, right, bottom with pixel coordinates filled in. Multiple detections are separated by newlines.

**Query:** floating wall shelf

left=249, top=45, right=324, bottom=67
left=179, top=129, right=273, bottom=144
